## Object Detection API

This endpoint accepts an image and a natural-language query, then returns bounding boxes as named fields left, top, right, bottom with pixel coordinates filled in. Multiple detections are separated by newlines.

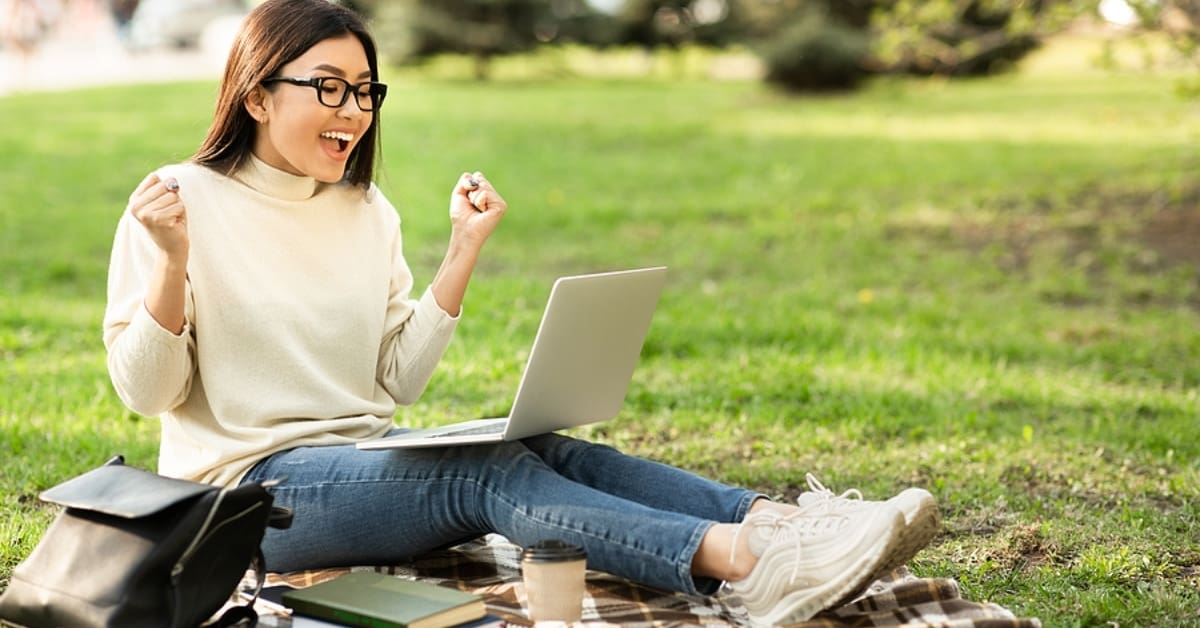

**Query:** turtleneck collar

left=235, top=153, right=322, bottom=202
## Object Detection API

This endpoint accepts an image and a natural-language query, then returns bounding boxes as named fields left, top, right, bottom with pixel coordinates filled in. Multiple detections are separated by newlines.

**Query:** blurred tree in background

left=1119, top=0, right=1200, bottom=93
left=745, top=1, right=873, bottom=90
left=354, top=0, right=1194, bottom=92
left=869, top=0, right=1094, bottom=76
left=611, top=0, right=742, bottom=49
left=372, top=0, right=609, bottom=79
left=746, top=0, right=1094, bottom=89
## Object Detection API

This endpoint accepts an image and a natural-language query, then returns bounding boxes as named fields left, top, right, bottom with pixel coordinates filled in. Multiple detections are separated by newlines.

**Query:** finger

left=137, top=186, right=183, bottom=213
left=467, top=189, right=489, bottom=211
left=467, top=172, right=495, bottom=208
left=468, top=173, right=504, bottom=208
left=149, top=209, right=186, bottom=230
left=129, top=179, right=180, bottom=214
left=454, top=172, right=480, bottom=196
left=133, top=194, right=186, bottom=225
left=129, top=172, right=161, bottom=202
left=134, top=174, right=179, bottom=200
left=470, top=171, right=492, bottom=190
left=475, top=190, right=509, bottom=215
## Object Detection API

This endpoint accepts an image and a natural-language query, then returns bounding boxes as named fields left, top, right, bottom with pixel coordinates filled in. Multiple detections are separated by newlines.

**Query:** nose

left=336, top=95, right=364, bottom=119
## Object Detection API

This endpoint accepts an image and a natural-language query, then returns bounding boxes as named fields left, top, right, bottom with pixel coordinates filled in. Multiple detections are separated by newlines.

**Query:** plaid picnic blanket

left=249, top=534, right=1041, bottom=627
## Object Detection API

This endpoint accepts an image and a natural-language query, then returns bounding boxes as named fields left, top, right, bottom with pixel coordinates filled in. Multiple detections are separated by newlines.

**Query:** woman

left=102, top=1, right=939, bottom=624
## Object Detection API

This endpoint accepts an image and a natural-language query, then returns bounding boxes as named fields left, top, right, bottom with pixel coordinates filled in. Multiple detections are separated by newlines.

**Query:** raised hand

left=449, top=171, right=507, bottom=251
left=128, top=173, right=189, bottom=260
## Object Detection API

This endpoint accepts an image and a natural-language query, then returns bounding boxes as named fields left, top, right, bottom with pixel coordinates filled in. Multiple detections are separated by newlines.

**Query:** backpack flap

left=0, top=458, right=265, bottom=628
left=39, top=462, right=216, bottom=518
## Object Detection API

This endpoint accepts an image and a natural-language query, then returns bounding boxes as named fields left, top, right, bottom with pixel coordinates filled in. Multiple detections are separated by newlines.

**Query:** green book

left=281, top=572, right=486, bottom=628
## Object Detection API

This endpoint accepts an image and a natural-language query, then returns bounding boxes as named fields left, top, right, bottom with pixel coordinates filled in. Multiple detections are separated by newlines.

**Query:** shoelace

left=802, top=472, right=864, bottom=505
left=728, top=499, right=850, bottom=586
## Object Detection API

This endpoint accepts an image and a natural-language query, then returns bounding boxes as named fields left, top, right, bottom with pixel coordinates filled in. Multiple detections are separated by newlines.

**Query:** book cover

left=281, top=572, right=486, bottom=628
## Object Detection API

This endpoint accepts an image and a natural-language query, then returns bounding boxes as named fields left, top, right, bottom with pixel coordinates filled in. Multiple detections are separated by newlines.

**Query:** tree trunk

left=472, top=53, right=491, bottom=81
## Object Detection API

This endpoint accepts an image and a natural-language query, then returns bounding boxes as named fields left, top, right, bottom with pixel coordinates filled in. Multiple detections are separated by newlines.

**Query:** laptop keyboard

left=427, top=423, right=506, bottom=438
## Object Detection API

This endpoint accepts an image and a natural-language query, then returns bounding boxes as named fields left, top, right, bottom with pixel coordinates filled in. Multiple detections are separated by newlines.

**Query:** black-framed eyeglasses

left=261, top=76, right=388, bottom=112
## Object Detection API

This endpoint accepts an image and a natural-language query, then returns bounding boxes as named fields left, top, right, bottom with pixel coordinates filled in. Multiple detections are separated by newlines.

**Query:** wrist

left=156, top=250, right=189, bottom=276
left=447, top=233, right=485, bottom=259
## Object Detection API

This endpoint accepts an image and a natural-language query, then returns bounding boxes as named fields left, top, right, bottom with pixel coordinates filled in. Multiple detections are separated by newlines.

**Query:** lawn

left=1, top=42, right=1198, bottom=625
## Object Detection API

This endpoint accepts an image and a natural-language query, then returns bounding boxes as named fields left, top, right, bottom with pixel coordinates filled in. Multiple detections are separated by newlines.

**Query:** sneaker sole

left=751, top=508, right=905, bottom=626
left=880, top=490, right=941, bottom=573
left=825, top=491, right=942, bottom=610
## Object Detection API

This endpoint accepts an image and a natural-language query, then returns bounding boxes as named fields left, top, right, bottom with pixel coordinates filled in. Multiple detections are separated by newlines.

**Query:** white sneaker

left=797, top=473, right=941, bottom=577
left=726, top=501, right=904, bottom=625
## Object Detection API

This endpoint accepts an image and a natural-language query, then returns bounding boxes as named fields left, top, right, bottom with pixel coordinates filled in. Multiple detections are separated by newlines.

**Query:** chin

left=313, top=166, right=348, bottom=184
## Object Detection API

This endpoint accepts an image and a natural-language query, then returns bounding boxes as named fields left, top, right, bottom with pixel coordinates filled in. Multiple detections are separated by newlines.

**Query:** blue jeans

left=239, top=432, right=761, bottom=595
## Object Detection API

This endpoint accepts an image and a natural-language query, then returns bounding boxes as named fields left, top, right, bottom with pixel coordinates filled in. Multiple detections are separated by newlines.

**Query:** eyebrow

left=311, top=64, right=373, bottom=80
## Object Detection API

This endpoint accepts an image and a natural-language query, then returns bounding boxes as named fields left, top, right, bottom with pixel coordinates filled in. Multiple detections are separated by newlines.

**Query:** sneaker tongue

left=796, top=489, right=864, bottom=513
left=738, top=511, right=783, bottom=558
left=747, top=522, right=776, bottom=557
left=795, top=492, right=823, bottom=508
left=745, top=511, right=816, bottom=556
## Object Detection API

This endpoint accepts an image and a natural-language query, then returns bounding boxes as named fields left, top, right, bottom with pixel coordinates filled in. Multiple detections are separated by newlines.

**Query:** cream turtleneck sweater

left=103, top=156, right=459, bottom=486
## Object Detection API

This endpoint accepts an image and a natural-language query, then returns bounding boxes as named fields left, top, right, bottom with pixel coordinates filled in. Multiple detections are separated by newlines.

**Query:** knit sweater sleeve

left=375, top=209, right=460, bottom=405
left=102, top=209, right=197, bottom=416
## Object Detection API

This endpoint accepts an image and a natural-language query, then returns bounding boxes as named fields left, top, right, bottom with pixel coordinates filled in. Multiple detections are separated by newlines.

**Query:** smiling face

left=247, top=34, right=374, bottom=183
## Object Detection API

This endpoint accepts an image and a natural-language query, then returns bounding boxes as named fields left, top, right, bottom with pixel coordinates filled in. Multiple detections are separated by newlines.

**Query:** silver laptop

left=357, top=266, right=667, bottom=450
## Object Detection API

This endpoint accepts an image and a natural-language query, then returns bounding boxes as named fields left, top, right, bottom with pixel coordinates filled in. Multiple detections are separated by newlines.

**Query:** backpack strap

left=207, top=604, right=257, bottom=627
left=268, top=506, right=293, bottom=530
left=203, top=549, right=267, bottom=627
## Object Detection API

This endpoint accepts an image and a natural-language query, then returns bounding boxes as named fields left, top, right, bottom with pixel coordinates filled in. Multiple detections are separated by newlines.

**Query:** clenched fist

left=128, top=173, right=189, bottom=260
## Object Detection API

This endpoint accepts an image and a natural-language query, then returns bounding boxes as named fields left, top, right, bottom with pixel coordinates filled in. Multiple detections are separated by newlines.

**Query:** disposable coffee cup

left=521, top=539, right=587, bottom=623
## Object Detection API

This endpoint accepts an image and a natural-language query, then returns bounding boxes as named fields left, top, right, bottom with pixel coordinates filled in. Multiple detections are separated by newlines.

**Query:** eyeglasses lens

left=315, top=78, right=384, bottom=111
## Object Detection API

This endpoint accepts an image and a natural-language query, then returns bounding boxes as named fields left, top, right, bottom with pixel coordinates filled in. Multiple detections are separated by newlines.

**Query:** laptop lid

left=356, top=266, right=666, bottom=450
left=501, top=266, right=667, bottom=439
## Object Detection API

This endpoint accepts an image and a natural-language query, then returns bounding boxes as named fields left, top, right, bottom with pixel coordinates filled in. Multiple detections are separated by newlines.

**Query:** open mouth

left=320, top=130, right=354, bottom=155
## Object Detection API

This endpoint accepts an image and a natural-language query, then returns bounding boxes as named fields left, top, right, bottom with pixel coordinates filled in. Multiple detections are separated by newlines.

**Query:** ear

left=244, top=85, right=270, bottom=124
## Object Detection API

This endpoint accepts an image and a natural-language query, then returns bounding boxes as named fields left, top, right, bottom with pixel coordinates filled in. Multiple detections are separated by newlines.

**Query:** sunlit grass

left=2, top=45, right=1198, bottom=625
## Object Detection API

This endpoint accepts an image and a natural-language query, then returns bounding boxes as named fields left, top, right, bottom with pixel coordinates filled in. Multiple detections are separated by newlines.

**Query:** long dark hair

left=192, top=0, right=381, bottom=187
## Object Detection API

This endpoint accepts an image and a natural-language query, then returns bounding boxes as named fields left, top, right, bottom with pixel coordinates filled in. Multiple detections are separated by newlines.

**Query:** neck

left=235, top=153, right=321, bottom=202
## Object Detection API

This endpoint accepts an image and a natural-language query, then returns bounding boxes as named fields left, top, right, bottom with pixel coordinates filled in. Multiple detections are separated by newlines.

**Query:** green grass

left=2, top=45, right=1199, bottom=625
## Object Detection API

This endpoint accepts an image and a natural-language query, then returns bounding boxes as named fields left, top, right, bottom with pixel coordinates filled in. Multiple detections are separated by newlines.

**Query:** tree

left=613, top=0, right=744, bottom=49
left=750, top=2, right=873, bottom=91
left=336, top=0, right=381, bottom=18
left=1122, top=0, right=1200, bottom=93
left=870, top=0, right=1094, bottom=76
left=374, top=0, right=562, bottom=80
left=739, top=0, right=1092, bottom=91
